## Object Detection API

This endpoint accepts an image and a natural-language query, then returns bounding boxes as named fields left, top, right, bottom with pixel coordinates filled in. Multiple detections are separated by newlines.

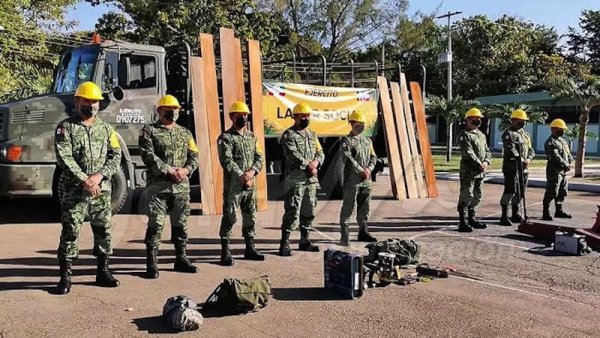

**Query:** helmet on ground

left=75, top=81, right=103, bottom=101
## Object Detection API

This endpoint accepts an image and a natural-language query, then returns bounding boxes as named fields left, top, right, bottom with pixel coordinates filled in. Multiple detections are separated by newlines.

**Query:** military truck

left=0, top=36, right=407, bottom=212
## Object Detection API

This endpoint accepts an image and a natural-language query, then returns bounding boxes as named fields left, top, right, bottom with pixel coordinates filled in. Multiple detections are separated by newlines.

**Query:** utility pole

left=436, top=11, right=462, bottom=162
left=381, top=39, right=385, bottom=76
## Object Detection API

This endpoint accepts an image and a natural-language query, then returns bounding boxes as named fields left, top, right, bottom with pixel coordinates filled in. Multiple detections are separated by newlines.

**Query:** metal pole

left=350, top=59, right=355, bottom=88
left=420, top=64, right=426, bottom=101
left=321, top=55, right=327, bottom=85
left=292, top=52, right=297, bottom=81
left=381, top=40, right=385, bottom=77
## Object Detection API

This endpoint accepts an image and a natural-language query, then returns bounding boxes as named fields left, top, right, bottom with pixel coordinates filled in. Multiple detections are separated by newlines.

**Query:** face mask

left=472, top=119, right=481, bottom=127
left=235, top=116, right=248, bottom=128
left=556, top=130, right=565, bottom=137
left=516, top=121, right=525, bottom=128
left=353, top=124, right=365, bottom=134
left=298, top=118, right=309, bottom=129
left=163, top=110, right=178, bottom=122
left=80, top=105, right=99, bottom=117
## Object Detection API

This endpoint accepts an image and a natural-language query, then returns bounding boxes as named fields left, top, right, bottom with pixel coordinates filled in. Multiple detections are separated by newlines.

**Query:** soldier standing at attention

left=54, top=81, right=122, bottom=294
left=217, top=101, right=265, bottom=266
left=278, top=103, right=324, bottom=256
left=499, top=109, right=535, bottom=226
left=457, top=108, right=491, bottom=232
left=542, top=119, right=574, bottom=220
left=338, top=111, right=377, bottom=246
left=139, top=95, right=199, bottom=279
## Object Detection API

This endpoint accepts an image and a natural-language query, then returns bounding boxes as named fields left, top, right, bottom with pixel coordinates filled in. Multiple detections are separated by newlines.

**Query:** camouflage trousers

left=144, top=191, right=190, bottom=247
left=339, top=185, right=371, bottom=230
left=58, top=189, right=112, bottom=260
left=220, top=188, right=257, bottom=239
left=457, top=174, right=484, bottom=210
left=543, top=173, right=568, bottom=206
left=281, top=183, right=318, bottom=235
left=500, top=170, right=529, bottom=206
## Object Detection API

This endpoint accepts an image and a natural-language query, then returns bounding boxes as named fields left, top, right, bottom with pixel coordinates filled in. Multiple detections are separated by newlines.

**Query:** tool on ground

left=416, top=264, right=449, bottom=278
left=515, top=143, right=532, bottom=226
left=364, top=252, right=400, bottom=288
left=554, top=231, right=592, bottom=255
left=324, top=249, right=364, bottom=299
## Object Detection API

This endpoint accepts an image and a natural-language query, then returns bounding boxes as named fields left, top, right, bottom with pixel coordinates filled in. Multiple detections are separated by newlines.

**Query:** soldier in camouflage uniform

left=338, top=111, right=377, bottom=246
left=499, top=109, right=535, bottom=226
left=457, top=108, right=491, bottom=232
left=139, top=95, right=199, bottom=279
left=278, top=102, right=324, bottom=256
left=217, top=101, right=265, bottom=266
left=54, top=81, right=122, bottom=295
left=542, top=118, right=574, bottom=220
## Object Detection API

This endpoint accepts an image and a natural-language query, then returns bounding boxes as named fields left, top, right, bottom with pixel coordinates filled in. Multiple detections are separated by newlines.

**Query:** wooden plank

left=390, top=82, right=418, bottom=199
left=377, top=76, right=405, bottom=200
left=400, top=73, right=427, bottom=198
left=199, top=33, right=224, bottom=214
left=234, top=38, right=246, bottom=100
left=410, top=81, right=438, bottom=198
left=219, top=27, right=237, bottom=130
left=190, top=56, right=216, bottom=215
left=247, top=39, right=268, bottom=212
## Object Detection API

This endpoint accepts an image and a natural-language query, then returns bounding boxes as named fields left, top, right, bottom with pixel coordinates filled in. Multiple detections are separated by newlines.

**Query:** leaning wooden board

left=377, top=76, right=406, bottom=200
left=189, top=56, right=216, bottom=215
left=400, top=73, right=427, bottom=198
left=199, top=33, right=224, bottom=214
left=219, top=28, right=238, bottom=130
left=234, top=38, right=245, bottom=100
left=409, top=81, right=438, bottom=198
left=390, top=82, right=418, bottom=199
left=247, top=39, right=268, bottom=212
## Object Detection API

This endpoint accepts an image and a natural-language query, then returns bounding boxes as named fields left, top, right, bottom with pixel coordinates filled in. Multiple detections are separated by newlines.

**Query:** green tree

left=426, top=95, right=479, bottom=161
left=485, top=103, right=548, bottom=132
left=566, top=10, right=600, bottom=73
left=551, top=73, right=600, bottom=177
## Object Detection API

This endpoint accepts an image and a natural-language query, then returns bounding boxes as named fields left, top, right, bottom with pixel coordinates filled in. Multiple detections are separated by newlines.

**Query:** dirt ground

left=1, top=175, right=599, bottom=337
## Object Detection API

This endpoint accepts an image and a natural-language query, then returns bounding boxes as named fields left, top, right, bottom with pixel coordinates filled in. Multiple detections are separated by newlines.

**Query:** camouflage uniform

left=138, top=122, right=199, bottom=248
left=54, top=116, right=122, bottom=260
left=543, top=135, right=573, bottom=209
left=280, top=126, right=324, bottom=244
left=500, top=128, right=534, bottom=205
left=338, top=134, right=377, bottom=244
left=217, top=127, right=263, bottom=239
left=457, top=128, right=491, bottom=210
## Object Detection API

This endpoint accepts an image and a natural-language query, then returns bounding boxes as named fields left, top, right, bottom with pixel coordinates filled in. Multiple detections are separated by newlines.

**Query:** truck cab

left=0, top=39, right=191, bottom=213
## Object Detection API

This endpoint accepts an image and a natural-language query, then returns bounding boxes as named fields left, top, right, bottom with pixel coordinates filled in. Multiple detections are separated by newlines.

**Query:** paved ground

left=1, top=175, right=599, bottom=337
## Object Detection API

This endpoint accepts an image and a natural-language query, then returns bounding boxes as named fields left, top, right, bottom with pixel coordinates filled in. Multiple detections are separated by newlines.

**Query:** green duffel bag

left=365, top=238, right=421, bottom=265
left=203, top=275, right=271, bottom=315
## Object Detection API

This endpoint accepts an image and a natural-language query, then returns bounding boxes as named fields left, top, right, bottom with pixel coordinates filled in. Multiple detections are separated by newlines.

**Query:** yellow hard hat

left=550, top=118, right=568, bottom=130
left=157, top=95, right=181, bottom=109
left=74, top=81, right=103, bottom=101
left=465, top=108, right=483, bottom=119
left=292, top=102, right=312, bottom=115
left=229, top=101, right=250, bottom=114
left=510, top=109, right=529, bottom=121
left=348, top=111, right=366, bottom=123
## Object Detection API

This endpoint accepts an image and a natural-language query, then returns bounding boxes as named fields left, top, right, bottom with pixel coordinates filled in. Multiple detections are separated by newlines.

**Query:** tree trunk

left=574, top=110, right=590, bottom=178
left=446, top=122, right=453, bottom=162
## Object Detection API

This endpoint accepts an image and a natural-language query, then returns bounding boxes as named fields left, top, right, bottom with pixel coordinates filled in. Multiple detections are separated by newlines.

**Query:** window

left=119, top=55, right=157, bottom=90
left=52, top=47, right=99, bottom=94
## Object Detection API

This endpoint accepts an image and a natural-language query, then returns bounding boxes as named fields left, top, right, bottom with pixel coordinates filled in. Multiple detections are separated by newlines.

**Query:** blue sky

left=67, top=0, right=600, bottom=34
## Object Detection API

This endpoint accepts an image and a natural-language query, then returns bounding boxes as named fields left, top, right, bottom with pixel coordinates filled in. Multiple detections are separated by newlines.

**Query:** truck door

left=165, top=42, right=192, bottom=131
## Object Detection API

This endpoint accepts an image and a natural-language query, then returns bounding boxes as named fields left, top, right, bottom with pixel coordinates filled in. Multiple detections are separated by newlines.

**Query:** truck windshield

left=52, top=47, right=99, bottom=94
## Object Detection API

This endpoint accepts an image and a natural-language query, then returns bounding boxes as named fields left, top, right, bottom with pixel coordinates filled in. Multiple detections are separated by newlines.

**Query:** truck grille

left=11, top=110, right=45, bottom=124
left=0, top=108, right=6, bottom=141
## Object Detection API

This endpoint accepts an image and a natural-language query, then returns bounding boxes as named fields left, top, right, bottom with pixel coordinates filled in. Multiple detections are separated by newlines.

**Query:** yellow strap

left=255, top=138, right=263, bottom=154
left=188, top=138, right=199, bottom=153
left=369, top=144, right=376, bottom=156
left=109, top=131, right=121, bottom=148
left=315, top=138, right=323, bottom=152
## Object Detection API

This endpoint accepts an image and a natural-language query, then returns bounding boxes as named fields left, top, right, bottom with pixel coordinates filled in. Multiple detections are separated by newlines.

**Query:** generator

left=554, top=231, right=592, bottom=256
left=323, top=249, right=364, bottom=299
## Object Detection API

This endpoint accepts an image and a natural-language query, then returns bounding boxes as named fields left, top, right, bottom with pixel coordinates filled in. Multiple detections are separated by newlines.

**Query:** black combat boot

left=357, top=226, right=377, bottom=242
left=510, top=204, right=523, bottom=223
left=458, top=208, right=473, bottom=232
left=340, top=225, right=350, bottom=246
left=145, top=245, right=159, bottom=279
left=174, top=244, right=198, bottom=273
left=55, top=259, right=72, bottom=295
left=554, top=204, right=573, bottom=218
left=279, top=229, right=292, bottom=257
left=219, top=238, right=234, bottom=266
left=468, top=208, right=487, bottom=229
left=542, top=204, right=553, bottom=221
left=95, top=254, right=120, bottom=288
left=244, top=237, right=265, bottom=261
left=298, top=229, right=320, bottom=252
left=499, top=205, right=512, bottom=226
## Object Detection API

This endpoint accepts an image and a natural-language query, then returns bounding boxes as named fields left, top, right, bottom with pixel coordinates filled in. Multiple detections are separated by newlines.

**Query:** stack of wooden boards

left=191, top=28, right=268, bottom=215
left=377, top=76, right=438, bottom=200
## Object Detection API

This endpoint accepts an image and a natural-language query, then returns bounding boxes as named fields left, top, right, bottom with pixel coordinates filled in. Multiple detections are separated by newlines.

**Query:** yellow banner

left=263, top=82, right=379, bottom=137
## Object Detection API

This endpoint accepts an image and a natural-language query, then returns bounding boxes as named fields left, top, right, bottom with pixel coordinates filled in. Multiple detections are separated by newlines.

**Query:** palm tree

left=551, top=74, right=600, bottom=177
left=426, top=95, right=479, bottom=161
left=485, top=103, right=548, bottom=132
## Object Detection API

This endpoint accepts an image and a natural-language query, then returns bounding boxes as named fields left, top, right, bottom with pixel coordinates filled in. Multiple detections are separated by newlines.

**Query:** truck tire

left=57, top=166, right=130, bottom=215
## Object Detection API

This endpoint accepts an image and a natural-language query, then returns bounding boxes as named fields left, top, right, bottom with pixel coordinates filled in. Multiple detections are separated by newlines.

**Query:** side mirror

left=112, top=86, right=124, bottom=101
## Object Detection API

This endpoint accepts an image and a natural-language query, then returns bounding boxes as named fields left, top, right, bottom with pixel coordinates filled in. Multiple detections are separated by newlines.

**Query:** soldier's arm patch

left=315, top=138, right=323, bottom=152
left=55, top=124, right=66, bottom=142
left=109, top=131, right=121, bottom=148
left=255, top=138, right=263, bottom=154
left=188, top=138, right=199, bottom=153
